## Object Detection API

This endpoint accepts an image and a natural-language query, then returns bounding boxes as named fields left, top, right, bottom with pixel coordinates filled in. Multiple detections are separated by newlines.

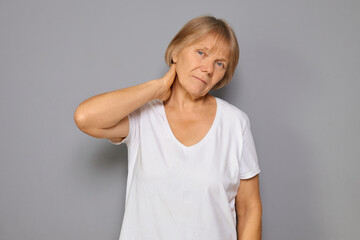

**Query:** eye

left=197, top=50, right=204, bottom=56
left=216, top=62, right=225, bottom=68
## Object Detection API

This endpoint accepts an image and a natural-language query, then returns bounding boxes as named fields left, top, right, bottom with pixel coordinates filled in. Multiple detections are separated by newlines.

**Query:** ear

left=171, top=50, right=178, bottom=63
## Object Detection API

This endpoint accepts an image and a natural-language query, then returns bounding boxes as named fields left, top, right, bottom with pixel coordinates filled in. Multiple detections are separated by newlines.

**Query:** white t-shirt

left=109, top=96, right=261, bottom=240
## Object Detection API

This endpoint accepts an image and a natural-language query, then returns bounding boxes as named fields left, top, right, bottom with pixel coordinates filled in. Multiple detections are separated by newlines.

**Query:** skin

left=170, top=36, right=229, bottom=103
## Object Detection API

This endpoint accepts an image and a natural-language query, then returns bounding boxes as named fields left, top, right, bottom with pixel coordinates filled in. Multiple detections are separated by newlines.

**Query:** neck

left=164, top=76, right=209, bottom=111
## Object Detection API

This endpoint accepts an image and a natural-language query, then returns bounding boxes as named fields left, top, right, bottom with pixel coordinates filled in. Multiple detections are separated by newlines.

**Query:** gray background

left=1, top=0, right=359, bottom=239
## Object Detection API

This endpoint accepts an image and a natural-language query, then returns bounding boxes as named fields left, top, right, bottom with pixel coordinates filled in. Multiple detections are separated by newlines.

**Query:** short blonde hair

left=165, top=15, right=239, bottom=90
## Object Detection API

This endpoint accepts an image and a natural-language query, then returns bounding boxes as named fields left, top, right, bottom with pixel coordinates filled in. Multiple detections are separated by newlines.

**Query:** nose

left=200, top=59, right=214, bottom=76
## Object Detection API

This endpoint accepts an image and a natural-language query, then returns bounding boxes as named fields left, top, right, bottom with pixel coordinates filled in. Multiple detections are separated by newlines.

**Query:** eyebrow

left=200, top=46, right=228, bottom=62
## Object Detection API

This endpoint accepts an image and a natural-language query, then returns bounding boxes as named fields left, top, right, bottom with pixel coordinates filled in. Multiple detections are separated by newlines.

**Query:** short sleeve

left=108, top=107, right=141, bottom=146
left=238, top=114, right=261, bottom=179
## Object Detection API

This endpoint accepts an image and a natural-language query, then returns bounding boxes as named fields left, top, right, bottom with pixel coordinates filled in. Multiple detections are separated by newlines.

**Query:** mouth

left=193, top=76, right=207, bottom=85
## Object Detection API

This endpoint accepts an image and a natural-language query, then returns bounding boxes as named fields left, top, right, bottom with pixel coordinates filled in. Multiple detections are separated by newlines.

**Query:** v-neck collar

left=159, top=96, right=220, bottom=152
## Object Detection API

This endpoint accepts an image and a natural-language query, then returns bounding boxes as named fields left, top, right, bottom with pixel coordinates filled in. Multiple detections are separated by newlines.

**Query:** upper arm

left=235, top=174, right=262, bottom=216
left=77, top=115, right=130, bottom=142
left=105, top=115, right=130, bottom=143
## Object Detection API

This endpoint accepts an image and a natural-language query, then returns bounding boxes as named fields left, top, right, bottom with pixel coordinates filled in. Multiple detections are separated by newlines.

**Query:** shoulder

left=144, top=99, right=163, bottom=110
left=135, top=99, right=163, bottom=116
left=216, top=97, right=250, bottom=125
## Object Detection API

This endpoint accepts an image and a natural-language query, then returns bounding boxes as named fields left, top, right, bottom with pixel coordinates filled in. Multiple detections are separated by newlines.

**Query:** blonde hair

left=165, top=15, right=239, bottom=90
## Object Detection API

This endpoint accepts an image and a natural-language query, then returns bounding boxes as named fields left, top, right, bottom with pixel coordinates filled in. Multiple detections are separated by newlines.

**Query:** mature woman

left=74, top=15, right=262, bottom=240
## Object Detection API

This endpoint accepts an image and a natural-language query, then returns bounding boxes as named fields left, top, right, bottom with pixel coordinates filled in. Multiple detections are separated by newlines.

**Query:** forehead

left=190, top=35, right=230, bottom=60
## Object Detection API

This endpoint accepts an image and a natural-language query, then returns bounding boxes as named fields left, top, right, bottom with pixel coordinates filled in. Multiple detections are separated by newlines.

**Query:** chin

left=180, top=79, right=208, bottom=97
left=188, top=88, right=207, bottom=98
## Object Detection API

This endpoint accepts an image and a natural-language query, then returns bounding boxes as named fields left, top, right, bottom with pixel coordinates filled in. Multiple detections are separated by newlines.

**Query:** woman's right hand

left=155, top=64, right=177, bottom=101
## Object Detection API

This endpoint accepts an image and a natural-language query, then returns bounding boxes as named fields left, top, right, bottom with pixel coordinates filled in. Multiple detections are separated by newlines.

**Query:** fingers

left=166, top=63, right=176, bottom=78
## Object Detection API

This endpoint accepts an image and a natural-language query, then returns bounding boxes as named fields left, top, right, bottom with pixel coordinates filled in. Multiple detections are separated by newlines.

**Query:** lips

left=193, top=76, right=207, bottom=85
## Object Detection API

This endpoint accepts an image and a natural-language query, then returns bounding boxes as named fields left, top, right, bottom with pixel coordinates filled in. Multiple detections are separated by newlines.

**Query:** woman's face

left=172, top=35, right=230, bottom=97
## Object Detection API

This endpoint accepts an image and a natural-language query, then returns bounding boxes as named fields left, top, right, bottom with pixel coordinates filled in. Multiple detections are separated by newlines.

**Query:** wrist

left=148, top=79, right=163, bottom=101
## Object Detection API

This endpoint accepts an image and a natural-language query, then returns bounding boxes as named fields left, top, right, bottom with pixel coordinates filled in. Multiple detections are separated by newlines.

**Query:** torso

left=163, top=95, right=217, bottom=147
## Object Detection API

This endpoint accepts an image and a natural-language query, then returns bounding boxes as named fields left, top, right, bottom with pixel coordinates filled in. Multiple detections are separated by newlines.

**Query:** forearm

left=74, top=79, right=160, bottom=130
left=237, top=207, right=262, bottom=240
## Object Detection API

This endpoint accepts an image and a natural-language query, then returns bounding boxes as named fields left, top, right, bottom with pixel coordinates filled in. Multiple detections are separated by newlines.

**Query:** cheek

left=215, top=71, right=226, bottom=82
left=179, top=54, right=199, bottom=71
left=174, top=64, right=188, bottom=84
left=176, top=61, right=192, bottom=78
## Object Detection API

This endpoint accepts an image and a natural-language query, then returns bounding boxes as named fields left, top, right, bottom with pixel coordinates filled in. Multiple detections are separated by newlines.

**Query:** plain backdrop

left=1, top=0, right=359, bottom=239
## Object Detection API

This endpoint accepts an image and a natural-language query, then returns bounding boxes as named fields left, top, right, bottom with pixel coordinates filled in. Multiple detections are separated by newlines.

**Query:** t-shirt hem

left=108, top=135, right=128, bottom=145
left=239, top=168, right=261, bottom=179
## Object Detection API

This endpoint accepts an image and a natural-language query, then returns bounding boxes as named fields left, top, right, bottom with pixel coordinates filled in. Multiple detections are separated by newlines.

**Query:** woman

left=74, top=15, right=262, bottom=240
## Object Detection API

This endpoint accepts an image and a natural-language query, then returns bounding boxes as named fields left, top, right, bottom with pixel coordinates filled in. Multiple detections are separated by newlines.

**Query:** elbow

left=74, top=106, right=89, bottom=130
left=236, top=202, right=262, bottom=218
left=74, top=104, right=107, bottom=140
left=250, top=202, right=262, bottom=217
